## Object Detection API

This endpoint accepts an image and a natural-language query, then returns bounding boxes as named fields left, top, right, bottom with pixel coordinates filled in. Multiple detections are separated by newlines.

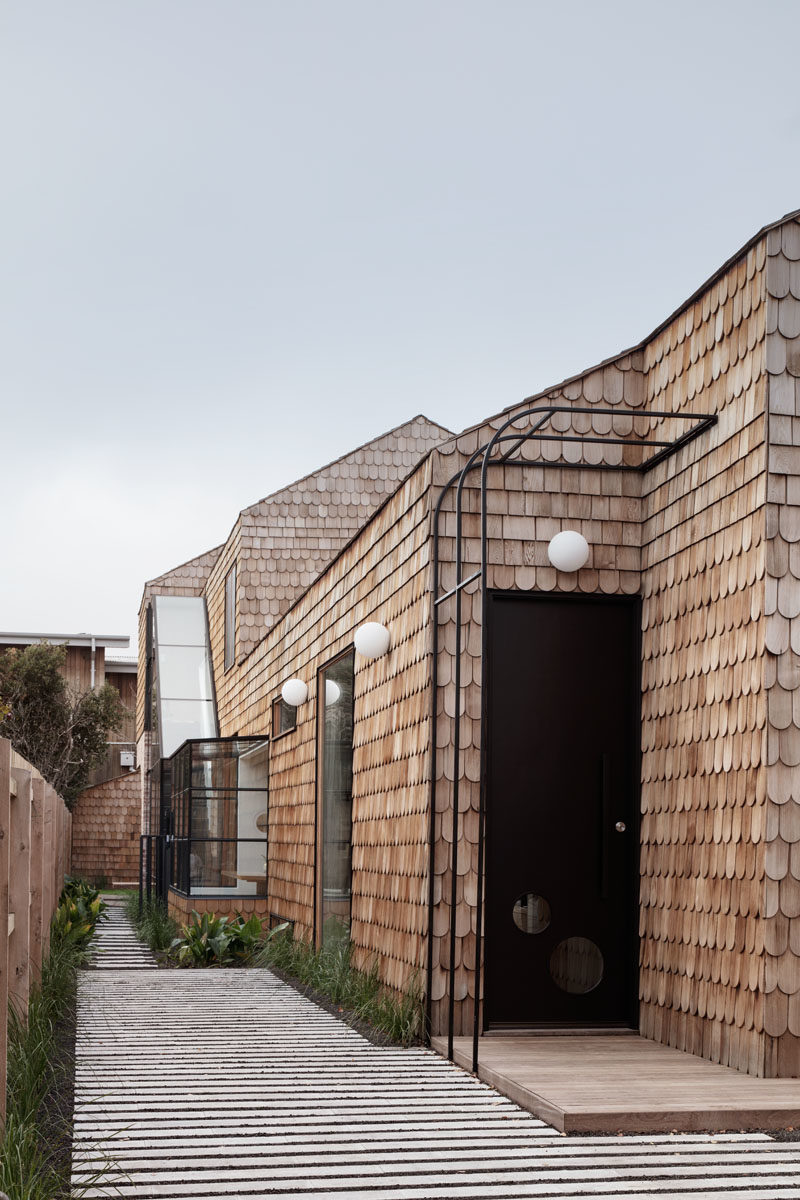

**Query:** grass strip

left=1, top=927, right=96, bottom=1197
left=123, top=891, right=179, bottom=953
left=256, top=928, right=423, bottom=1046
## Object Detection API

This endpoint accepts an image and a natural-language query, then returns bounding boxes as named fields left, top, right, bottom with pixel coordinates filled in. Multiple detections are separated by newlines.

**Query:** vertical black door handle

left=599, top=754, right=612, bottom=901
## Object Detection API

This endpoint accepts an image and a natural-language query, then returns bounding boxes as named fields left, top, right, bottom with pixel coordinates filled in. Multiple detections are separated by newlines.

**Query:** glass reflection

left=512, top=893, right=551, bottom=934
left=549, top=937, right=604, bottom=994
left=319, top=651, right=355, bottom=945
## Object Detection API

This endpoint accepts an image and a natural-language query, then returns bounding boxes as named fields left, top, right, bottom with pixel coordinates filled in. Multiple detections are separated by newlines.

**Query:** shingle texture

left=203, top=416, right=452, bottom=682
left=71, top=769, right=142, bottom=884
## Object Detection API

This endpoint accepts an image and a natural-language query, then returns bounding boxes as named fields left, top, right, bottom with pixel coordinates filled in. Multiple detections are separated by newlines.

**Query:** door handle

left=600, top=754, right=612, bottom=901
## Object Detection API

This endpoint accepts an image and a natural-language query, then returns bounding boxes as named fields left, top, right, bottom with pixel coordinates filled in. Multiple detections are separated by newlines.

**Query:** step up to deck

left=433, top=1033, right=800, bottom=1133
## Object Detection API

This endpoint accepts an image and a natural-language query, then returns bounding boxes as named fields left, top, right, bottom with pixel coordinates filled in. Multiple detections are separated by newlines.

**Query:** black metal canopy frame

left=424, top=404, right=717, bottom=1075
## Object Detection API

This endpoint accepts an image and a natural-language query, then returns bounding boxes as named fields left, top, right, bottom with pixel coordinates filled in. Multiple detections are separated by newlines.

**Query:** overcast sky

left=3, top=0, right=800, bottom=651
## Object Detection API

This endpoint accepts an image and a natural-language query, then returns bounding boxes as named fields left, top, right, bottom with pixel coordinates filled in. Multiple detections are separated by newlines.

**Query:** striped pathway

left=72, top=961, right=800, bottom=1199
left=85, top=895, right=158, bottom=969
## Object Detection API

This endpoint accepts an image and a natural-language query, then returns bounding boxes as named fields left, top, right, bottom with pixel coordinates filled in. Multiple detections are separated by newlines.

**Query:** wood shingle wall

left=763, top=217, right=800, bottom=1075
left=638, top=240, right=768, bottom=1075
left=201, top=418, right=451, bottom=711
left=138, top=211, right=800, bottom=1076
left=429, top=355, right=647, bottom=1037
left=213, top=462, right=436, bottom=993
left=71, top=768, right=141, bottom=886
left=232, top=417, right=451, bottom=662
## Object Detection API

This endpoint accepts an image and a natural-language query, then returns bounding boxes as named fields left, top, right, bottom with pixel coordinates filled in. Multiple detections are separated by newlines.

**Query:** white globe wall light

left=354, top=621, right=391, bottom=659
left=325, top=680, right=341, bottom=705
left=281, top=678, right=309, bottom=707
left=547, top=530, right=590, bottom=573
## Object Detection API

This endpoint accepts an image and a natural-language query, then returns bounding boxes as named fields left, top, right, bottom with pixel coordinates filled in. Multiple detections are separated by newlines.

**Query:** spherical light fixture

left=354, top=621, right=391, bottom=659
left=281, top=678, right=308, bottom=707
left=325, top=679, right=341, bottom=706
left=547, top=530, right=590, bottom=573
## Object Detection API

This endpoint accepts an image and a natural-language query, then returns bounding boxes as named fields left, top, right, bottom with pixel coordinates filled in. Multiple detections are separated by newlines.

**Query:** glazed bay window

left=170, top=736, right=269, bottom=898
left=317, top=650, right=355, bottom=944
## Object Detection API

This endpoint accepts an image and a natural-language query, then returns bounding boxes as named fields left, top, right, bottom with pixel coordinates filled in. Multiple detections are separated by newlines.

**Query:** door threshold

left=483, top=1026, right=637, bottom=1037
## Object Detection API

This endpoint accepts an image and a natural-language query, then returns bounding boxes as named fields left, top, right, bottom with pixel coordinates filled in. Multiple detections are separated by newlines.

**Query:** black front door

left=485, top=592, right=640, bottom=1028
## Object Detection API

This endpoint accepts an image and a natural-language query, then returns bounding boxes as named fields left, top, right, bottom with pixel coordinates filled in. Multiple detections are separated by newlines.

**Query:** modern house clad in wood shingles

left=138, top=209, right=800, bottom=1079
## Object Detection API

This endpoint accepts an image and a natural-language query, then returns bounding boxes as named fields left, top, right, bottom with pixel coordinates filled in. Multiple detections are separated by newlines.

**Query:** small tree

left=0, top=643, right=127, bottom=807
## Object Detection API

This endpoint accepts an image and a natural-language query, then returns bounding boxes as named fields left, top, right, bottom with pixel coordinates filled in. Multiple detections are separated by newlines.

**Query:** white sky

left=3, top=0, right=800, bottom=650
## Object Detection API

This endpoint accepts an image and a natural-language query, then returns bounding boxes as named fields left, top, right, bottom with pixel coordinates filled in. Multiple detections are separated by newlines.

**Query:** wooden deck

left=432, top=1033, right=800, bottom=1133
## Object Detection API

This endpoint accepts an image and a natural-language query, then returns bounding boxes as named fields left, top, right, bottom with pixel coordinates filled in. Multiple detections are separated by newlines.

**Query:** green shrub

left=0, top=898, right=109, bottom=1198
left=170, top=910, right=270, bottom=967
left=257, top=927, right=423, bottom=1046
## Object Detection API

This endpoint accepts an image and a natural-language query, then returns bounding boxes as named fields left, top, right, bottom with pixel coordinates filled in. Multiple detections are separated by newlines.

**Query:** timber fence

left=0, top=736, right=72, bottom=1122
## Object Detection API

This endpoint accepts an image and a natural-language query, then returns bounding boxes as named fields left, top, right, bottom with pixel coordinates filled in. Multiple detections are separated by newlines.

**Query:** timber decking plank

left=436, top=1034, right=800, bottom=1131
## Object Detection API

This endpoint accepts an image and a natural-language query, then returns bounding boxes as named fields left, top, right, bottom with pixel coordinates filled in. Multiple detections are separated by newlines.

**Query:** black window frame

left=271, top=695, right=298, bottom=739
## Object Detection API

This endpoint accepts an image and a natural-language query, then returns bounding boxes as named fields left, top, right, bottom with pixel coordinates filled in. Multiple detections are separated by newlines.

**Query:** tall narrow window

left=318, top=650, right=355, bottom=945
left=144, top=604, right=154, bottom=731
left=224, top=564, right=236, bottom=671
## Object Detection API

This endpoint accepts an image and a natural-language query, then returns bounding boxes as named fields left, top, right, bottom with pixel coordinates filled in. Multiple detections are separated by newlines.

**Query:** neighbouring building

left=138, top=210, right=800, bottom=1079
left=0, top=631, right=140, bottom=884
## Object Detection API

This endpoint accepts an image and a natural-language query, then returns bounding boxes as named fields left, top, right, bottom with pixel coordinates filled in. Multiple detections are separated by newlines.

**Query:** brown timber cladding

left=140, top=214, right=800, bottom=1077
left=429, top=353, right=645, bottom=1040
left=202, top=417, right=452, bottom=679
left=639, top=238, right=768, bottom=1075
left=428, top=231, right=781, bottom=1076
left=763, top=218, right=800, bottom=1076
left=71, top=768, right=142, bottom=885
left=208, top=462, right=434, bottom=994
left=0, top=739, right=72, bottom=1122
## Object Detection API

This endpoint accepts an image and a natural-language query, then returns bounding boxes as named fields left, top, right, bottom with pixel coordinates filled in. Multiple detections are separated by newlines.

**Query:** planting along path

left=73, top=915, right=800, bottom=1199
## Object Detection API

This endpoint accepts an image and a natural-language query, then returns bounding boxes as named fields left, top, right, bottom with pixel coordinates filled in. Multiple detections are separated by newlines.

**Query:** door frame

left=482, top=589, right=642, bottom=1032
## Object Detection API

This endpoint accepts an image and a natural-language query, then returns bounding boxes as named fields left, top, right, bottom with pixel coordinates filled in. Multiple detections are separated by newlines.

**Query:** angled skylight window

left=152, top=595, right=218, bottom=758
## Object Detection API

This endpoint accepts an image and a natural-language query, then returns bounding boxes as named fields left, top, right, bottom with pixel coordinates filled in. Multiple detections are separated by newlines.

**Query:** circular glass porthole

left=512, top=893, right=551, bottom=935
left=549, top=937, right=604, bottom=994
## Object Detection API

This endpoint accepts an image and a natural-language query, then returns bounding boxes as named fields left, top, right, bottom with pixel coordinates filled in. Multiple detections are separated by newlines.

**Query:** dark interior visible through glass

left=272, top=696, right=298, bottom=736
left=512, top=893, right=551, bottom=934
left=319, top=651, right=355, bottom=945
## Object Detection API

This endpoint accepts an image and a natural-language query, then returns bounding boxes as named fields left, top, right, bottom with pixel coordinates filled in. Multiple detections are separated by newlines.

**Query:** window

left=151, top=595, right=217, bottom=759
left=224, top=564, right=236, bottom=671
left=317, top=650, right=355, bottom=945
left=144, top=605, right=153, bottom=732
left=272, top=695, right=297, bottom=737
left=169, top=736, right=269, bottom=898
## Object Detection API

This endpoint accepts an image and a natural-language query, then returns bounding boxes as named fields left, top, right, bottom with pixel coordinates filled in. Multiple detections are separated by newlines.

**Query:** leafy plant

left=170, top=910, right=270, bottom=967
left=52, top=878, right=108, bottom=948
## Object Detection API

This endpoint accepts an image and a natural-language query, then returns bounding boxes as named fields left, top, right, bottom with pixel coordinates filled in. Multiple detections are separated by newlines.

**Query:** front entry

left=485, top=592, right=640, bottom=1028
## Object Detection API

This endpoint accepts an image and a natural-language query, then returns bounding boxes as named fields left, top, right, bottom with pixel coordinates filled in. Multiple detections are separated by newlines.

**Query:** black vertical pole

left=138, top=836, right=144, bottom=917
left=447, top=447, right=486, bottom=1061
